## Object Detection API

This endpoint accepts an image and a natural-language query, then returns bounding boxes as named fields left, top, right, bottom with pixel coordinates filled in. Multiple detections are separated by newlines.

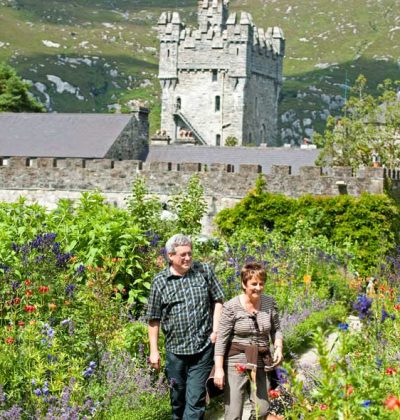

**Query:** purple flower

left=65, top=284, right=76, bottom=298
left=33, top=388, right=42, bottom=397
left=353, top=294, right=372, bottom=319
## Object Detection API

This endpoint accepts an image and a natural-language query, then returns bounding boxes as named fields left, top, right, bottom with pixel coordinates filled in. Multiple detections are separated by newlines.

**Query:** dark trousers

left=165, top=344, right=214, bottom=420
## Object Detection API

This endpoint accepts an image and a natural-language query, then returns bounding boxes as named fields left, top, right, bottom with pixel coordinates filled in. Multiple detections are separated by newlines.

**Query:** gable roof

left=147, top=145, right=319, bottom=174
left=0, top=113, right=133, bottom=158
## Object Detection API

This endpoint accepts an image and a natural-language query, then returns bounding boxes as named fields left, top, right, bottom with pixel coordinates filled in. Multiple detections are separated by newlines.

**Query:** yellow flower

left=303, top=274, right=312, bottom=284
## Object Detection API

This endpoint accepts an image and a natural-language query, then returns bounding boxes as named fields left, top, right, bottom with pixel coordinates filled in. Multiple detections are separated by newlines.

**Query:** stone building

left=0, top=110, right=149, bottom=160
left=157, top=0, right=285, bottom=147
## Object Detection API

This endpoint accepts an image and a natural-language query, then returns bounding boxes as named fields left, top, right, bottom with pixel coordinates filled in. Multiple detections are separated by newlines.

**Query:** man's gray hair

left=165, top=234, right=192, bottom=254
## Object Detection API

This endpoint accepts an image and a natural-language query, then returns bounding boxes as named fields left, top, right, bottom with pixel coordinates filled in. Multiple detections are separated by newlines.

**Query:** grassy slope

left=0, top=0, right=399, bottom=141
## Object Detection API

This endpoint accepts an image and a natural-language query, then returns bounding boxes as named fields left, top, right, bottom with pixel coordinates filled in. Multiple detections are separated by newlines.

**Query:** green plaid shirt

left=146, top=262, right=224, bottom=355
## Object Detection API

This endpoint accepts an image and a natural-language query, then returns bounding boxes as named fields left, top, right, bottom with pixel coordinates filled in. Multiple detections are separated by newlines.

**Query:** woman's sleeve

left=269, top=297, right=283, bottom=342
left=214, top=302, right=236, bottom=356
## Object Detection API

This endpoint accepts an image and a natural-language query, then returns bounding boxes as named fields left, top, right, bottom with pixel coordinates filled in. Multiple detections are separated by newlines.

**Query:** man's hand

left=149, top=351, right=161, bottom=370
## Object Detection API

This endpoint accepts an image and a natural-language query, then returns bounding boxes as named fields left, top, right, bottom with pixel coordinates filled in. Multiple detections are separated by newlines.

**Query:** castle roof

left=0, top=113, right=135, bottom=158
left=147, top=145, right=319, bottom=174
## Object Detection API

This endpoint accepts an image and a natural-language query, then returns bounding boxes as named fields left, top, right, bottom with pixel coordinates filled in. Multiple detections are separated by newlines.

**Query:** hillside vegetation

left=0, top=0, right=399, bottom=143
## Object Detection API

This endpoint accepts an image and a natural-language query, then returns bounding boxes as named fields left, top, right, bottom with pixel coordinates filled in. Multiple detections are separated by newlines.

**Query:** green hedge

left=215, top=186, right=400, bottom=272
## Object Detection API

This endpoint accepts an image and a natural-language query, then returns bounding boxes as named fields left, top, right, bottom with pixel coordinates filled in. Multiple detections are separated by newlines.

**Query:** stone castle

left=157, top=0, right=285, bottom=146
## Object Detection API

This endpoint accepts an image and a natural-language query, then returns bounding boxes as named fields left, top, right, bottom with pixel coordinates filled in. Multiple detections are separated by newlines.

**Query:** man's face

left=168, top=245, right=192, bottom=274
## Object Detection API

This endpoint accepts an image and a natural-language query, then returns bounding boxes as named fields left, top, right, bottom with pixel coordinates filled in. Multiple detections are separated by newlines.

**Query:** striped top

left=215, top=294, right=283, bottom=358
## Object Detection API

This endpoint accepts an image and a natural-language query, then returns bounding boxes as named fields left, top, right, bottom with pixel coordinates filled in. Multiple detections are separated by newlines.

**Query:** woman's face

left=243, top=276, right=265, bottom=299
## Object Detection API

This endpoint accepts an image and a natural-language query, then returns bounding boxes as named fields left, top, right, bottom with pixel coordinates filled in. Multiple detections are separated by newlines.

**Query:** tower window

left=237, top=47, right=239, bottom=56
left=167, top=49, right=170, bottom=58
left=212, top=70, right=218, bottom=82
left=215, top=96, right=221, bottom=111
left=216, top=134, right=221, bottom=146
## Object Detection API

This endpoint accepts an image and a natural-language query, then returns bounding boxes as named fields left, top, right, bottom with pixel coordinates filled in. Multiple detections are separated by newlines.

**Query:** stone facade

left=157, top=0, right=285, bottom=146
left=0, top=157, right=396, bottom=234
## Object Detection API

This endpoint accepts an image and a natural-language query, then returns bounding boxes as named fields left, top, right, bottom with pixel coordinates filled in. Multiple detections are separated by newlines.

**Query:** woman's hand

left=213, top=367, right=225, bottom=390
left=273, top=346, right=283, bottom=365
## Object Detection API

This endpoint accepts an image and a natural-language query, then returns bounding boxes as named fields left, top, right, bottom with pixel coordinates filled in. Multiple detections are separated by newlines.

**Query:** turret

left=197, top=0, right=229, bottom=33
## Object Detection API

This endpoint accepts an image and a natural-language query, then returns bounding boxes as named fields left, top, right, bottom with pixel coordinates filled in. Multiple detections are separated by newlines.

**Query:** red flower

left=345, top=385, right=354, bottom=396
left=268, top=389, right=280, bottom=399
left=385, top=367, right=398, bottom=376
left=394, top=304, right=400, bottom=311
left=17, top=321, right=25, bottom=327
left=38, top=285, right=49, bottom=293
left=5, top=337, right=14, bottom=345
left=25, top=279, right=31, bottom=286
left=384, top=395, right=400, bottom=410
left=23, top=305, right=36, bottom=313
left=319, top=404, right=328, bottom=411
left=234, top=363, right=247, bottom=374
left=25, top=290, right=33, bottom=296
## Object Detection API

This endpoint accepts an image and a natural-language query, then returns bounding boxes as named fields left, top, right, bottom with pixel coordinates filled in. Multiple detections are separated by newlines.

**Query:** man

left=147, top=233, right=224, bottom=420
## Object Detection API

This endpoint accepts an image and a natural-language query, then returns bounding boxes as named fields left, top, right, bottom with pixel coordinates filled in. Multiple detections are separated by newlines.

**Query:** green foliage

left=283, top=303, right=347, bottom=356
left=315, top=76, right=400, bottom=169
left=0, top=63, right=44, bottom=112
left=215, top=190, right=400, bottom=273
left=224, top=136, right=238, bottom=147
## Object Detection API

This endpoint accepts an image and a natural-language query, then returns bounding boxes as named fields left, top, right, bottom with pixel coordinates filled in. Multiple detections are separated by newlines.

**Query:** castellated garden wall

left=0, top=156, right=397, bottom=233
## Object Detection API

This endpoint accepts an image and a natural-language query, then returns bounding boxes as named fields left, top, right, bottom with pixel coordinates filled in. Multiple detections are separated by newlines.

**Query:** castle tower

left=156, top=1, right=285, bottom=146
left=197, top=0, right=229, bottom=32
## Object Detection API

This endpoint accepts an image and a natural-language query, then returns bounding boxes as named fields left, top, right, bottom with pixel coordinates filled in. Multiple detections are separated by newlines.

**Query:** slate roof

left=147, top=145, right=320, bottom=174
left=0, top=113, right=133, bottom=158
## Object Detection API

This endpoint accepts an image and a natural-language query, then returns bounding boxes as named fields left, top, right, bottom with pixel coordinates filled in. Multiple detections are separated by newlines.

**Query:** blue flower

left=33, top=388, right=42, bottom=397
left=338, top=322, right=349, bottom=331
left=361, top=400, right=371, bottom=408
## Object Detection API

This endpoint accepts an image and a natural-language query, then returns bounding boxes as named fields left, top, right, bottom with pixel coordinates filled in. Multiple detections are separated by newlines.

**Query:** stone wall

left=0, top=157, right=396, bottom=234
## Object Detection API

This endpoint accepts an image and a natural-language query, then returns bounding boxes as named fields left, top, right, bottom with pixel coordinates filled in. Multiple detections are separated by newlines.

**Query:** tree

left=0, top=63, right=44, bottom=112
left=315, top=75, right=400, bottom=169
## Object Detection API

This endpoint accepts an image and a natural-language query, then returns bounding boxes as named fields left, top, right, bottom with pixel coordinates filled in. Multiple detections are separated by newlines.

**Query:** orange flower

left=384, top=395, right=400, bottom=410
left=24, top=279, right=31, bottom=286
left=345, top=385, right=354, bottom=396
left=394, top=304, right=400, bottom=311
left=17, top=321, right=25, bottom=327
left=64, top=300, right=71, bottom=306
left=12, top=297, right=21, bottom=305
left=5, top=337, right=14, bottom=345
left=303, top=274, right=311, bottom=284
left=234, top=363, right=247, bottom=374
left=48, top=303, right=57, bottom=311
left=25, top=289, right=33, bottom=296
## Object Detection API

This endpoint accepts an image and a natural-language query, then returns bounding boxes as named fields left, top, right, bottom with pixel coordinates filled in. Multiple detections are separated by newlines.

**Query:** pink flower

left=319, top=404, right=328, bottom=411
left=234, top=363, right=247, bottom=374
left=5, top=337, right=14, bottom=345
left=268, top=389, right=280, bottom=399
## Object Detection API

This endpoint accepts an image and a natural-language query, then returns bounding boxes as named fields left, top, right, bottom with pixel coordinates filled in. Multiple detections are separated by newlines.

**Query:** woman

left=213, top=262, right=283, bottom=420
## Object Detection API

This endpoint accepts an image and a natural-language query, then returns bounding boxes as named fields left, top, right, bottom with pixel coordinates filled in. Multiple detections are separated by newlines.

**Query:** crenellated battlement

left=0, top=156, right=395, bottom=197
left=1, top=156, right=397, bottom=234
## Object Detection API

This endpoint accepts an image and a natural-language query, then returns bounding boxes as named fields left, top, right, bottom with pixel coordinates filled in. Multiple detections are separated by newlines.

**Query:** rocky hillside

left=0, top=0, right=399, bottom=144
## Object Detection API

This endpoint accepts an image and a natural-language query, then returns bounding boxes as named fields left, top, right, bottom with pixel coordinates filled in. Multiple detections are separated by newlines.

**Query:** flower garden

left=1, top=175, right=400, bottom=419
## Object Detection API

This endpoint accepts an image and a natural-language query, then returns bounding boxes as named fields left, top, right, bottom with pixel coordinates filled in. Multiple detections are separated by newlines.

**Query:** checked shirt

left=146, top=262, right=224, bottom=355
